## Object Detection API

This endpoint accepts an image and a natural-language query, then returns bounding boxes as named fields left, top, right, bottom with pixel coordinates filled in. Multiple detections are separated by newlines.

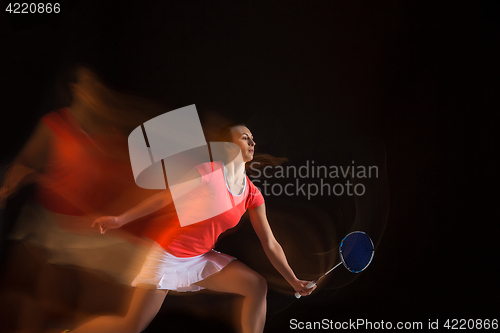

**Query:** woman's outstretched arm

left=248, top=203, right=316, bottom=297
left=93, top=189, right=173, bottom=233
left=94, top=168, right=202, bottom=233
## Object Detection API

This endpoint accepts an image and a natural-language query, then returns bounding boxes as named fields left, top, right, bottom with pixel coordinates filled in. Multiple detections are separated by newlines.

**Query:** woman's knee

left=242, top=272, right=267, bottom=298
left=116, top=318, right=148, bottom=333
left=126, top=322, right=149, bottom=333
left=256, top=273, right=268, bottom=295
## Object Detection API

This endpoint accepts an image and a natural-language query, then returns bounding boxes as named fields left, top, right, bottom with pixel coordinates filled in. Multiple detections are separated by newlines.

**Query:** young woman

left=68, top=123, right=316, bottom=333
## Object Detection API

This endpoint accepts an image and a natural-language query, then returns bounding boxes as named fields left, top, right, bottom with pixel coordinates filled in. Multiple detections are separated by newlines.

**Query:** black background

left=2, top=1, right=499, bottom=332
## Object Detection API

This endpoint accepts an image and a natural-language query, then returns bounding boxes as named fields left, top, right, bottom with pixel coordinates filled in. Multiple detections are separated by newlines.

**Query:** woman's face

left=229, top=125, right=256, bottom=162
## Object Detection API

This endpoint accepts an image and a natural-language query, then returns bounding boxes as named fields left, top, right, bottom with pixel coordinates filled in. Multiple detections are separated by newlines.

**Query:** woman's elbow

left=263, top=238, right=282, bottom=253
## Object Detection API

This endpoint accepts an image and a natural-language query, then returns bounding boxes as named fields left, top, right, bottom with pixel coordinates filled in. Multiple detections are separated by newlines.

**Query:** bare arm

left=248, top=203, right=316, bottom=296
left=94, top=168, right=202, bottom=233
left=92, top=189, right=172, bottom=233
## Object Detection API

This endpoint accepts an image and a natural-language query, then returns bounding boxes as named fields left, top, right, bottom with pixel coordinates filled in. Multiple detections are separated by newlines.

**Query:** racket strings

left=340, top=233, right=374, bottom=273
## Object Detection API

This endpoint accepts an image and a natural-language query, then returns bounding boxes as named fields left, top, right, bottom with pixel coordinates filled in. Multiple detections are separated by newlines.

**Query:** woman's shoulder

left=195, top=161, right=215, bottom=173
left=193, top=161, right=223, bottom=184
left=40, top=108, right=73, bottom=132
left=196, top=161, right=227, bottom=174
left=41, top=107, right=70, bottom=121
left=245, top=175, right=265, bottom=208
left=245, top=174, right=262, bottom=193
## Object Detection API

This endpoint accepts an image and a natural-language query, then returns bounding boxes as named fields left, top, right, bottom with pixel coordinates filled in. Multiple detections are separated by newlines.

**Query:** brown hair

left=215, top=123, right=288, bottom=176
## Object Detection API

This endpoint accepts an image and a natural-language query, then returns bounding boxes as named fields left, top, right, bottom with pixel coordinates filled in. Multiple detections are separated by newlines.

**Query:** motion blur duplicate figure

left=0, top=66, right=158, bottom=331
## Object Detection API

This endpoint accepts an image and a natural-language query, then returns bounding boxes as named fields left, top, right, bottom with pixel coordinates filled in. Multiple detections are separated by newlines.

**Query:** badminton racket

left=295, top=231, right=374, bottom=298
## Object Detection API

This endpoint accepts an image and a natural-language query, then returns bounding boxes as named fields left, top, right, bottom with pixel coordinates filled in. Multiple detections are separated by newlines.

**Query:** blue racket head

left=339, top=231, right=374, bottom=273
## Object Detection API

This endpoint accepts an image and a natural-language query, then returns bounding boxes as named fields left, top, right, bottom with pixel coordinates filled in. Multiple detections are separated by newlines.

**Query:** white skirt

left=132, top=242, right=236, bottom=292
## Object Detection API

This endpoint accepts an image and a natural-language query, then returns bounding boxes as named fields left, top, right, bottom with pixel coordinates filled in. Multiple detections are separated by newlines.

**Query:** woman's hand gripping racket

left=295, top=231, right=374, bottom=298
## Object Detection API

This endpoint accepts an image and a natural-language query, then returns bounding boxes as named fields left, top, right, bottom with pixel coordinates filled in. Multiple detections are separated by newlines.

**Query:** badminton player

left=68, top=123, right=317, bottom=333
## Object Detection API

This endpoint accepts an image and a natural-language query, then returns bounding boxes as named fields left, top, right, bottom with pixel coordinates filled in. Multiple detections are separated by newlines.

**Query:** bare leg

left=70, top=285, right=167, bottom=333
left=193, top=260, right=267, bottom=333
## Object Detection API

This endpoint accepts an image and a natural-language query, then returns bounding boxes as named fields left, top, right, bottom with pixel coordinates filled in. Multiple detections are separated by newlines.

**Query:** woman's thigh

left=193, top=260, right=267, bottom=297
left=126, top=285, right=168, bottom=328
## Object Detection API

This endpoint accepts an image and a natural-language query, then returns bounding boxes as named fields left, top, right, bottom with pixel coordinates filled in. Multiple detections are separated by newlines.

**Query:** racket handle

left=294, top=281, right=317, bottom=299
